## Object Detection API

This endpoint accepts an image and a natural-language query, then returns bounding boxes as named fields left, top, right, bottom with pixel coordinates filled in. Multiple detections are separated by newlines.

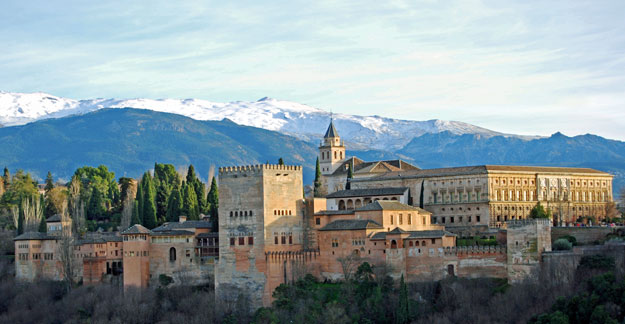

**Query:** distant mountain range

left=0, top=91, right=538, bottom=151
left=0, top=92, right=623, bottom=197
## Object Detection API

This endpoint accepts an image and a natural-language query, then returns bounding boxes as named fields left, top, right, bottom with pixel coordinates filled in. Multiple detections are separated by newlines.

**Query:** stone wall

left=506, top=219, right=552, bottom=283
left=552, top=226, right=618, bottom=244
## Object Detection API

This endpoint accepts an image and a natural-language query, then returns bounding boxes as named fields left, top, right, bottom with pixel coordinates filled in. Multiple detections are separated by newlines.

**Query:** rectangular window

left=459, top=216, right=463, bottom=223
left=468, top=216, right=472, bottom=223
left=399, top=213, right=403, bottom=225
left=238, top=237, right=245, bottom=245
left=450, top=217, right=454, bottom=223
left=476, top=215, right=481, bottom=222
left=289, top=235, right=293, bottom=244
left=281, top=236, right=286, bottom=244
left=274, top=236, right=278, bottom=244
left=441, top=217, right=445, bottom=224
left=248, top=236, right=254, bottom=245
left=230, top=238, right=235, bottom=246
left=316, top=218, right=320, bottom=225
left=390, top=215, right=394, bottom=225
left=431, top=239, right=436, bottom=244
left=408, top=214, right=412, bottom=225
left=422, top=217, right=426, bottom=225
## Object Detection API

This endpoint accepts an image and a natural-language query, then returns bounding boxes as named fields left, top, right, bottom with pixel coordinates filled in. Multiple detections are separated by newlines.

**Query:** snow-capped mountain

left=0, top=91, right=536, bottom=150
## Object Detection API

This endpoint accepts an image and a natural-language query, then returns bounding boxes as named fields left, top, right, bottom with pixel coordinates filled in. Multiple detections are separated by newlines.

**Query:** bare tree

left=68, top=176, right=85, bottom=234
left=605, top=201, right=620, bottom=222
left=21, top=195, right=43, bottom=232
left=337, top=252, right=362, bottom=281
left=57, top=205, right=77, bottom=292
left=10, top=205, right=19, bottom=230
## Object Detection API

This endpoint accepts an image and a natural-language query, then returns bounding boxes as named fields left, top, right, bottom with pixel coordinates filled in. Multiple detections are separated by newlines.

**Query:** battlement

left=444, top=245, right=507, bottom=256
left=219, top=164, right=303, bottom=174
left=265, top=249, right=319, bottom=262
left=506, top=219, right=551, bottom=228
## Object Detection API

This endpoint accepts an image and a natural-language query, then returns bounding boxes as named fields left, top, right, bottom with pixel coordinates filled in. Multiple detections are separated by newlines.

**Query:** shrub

left=552, top=239, right=572, bottom=251
left=159, top=274, right=174, bottom=287
left=578, top=255, right=615, bottom=270
left=560, top=235, right=577, bottom=246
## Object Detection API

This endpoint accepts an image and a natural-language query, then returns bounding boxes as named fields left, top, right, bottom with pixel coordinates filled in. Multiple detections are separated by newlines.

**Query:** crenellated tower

left=319, top=120, right=346, bottom=175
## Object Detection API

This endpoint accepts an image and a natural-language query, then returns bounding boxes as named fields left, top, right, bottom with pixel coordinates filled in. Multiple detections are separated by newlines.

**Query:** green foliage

left=165, top=186, right=183, bottom=222
left=154, top=163, right=179, bottom=222
left=181, top=182, right=199, bottom=220
left=38, top=214, right=47, bottom=233
left=313, top=157, right=322, bottom=198
left=552, top=238, right=573, bottom=251
left=140, top=172, right=157, bottom=229
left=131, top=201, right=141, bottom=226
left=44, top=171, right=54, bottom=193
left=278, top=158, right=284, bottom=165
left=355, top=262, right=374, bottom=282
left=87, top=187, right=105, bottom=220
left=560, top=235, right=577, bottom=246
left=530, top=202, right=552, bottom=219
left=1, top=170, right=38, bottom=207
left=456, top=236, right=498, bottom=246
left=207, top=177, right=219, bottom=228
left=158, top=274, right=173, bottom=287
left=3, top=167, right=10, bottom=187
left=578, top=255, right=615, bottom=271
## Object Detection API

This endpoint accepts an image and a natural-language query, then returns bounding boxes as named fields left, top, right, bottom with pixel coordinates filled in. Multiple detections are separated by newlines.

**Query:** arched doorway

left=169, top=247, right=176, bottom=262
left=338, top=200, right=346, bottom=210
left=391, top=240, right=397, bottom=249
left=346, top=199, right=354, bottom=209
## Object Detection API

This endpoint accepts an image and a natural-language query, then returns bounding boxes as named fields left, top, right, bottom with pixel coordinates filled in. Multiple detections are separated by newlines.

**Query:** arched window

left=169, top=247, right=176, bottom=262
left=391, top=240, right=397, bottom=249
left=244, top=211, right=248, bottom=216
left=340, top=152, right=343, bottom=159
left=334, top=151, right=337, bottom=159
left=249, top=210, right=253, bottom=216
left=338, top=200, right=346, bottom=210
left=235, top=211, right=238, bottom=217
left=230, top=211, right=233, bottom=217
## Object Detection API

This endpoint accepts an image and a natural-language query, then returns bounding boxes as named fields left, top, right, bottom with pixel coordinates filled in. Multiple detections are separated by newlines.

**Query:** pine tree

left=346, top=163, right=353, bottom=190
left=278, top=158, right=284, bottom=165
left=530, top=202, right=551, bottom=219
left=186, top=165, right=197, bottom=185
left=314, top=157, right=322, bottom=197
left=207, top=177, right=219, bottom=228
left=38, top=214, right=47, bottom=233
left=44, top=171, right=54, bottom=194
left=131, top=201, right=141, bottom=226
left=166, top=186, right=183, bottom=222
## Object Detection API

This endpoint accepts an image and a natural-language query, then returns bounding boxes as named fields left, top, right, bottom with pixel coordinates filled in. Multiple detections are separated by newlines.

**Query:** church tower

left=319, top=119, right=346, bottom=175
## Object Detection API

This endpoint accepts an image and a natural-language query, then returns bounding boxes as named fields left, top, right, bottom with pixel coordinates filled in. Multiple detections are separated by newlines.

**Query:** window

left=248, top=236, right=254, bottom=245
left=442, top=217, right=445, bottom=224
left=230, top=238, right=235, bottom=246
left=239, top=237, right=245, bottom=245
left=390, top=215, right=394, bottom=225
left=408, top=214, right=412, bottom=225
left=289, top=235, right=293, bottom=244
left=431, top=239, right=436, bottom=244
left=476, top=215, right=481, bottom=222
left=274, top=236, right=278, bottom=244
left=450, top=217, right=454, bottom=223
left=422, top=217, right=426, bottom=225
left=331, top=239, right=339, bottom=247
left=281, top=236, right=286, bottom=244
left=169, top=248, right=176, bottom=262
left=316, top=218, right=320, bottom=225
left=399, top=214, right=403, bottom=225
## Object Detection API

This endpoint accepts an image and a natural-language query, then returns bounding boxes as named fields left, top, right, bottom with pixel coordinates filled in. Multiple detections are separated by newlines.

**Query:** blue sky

left=1, top=0, right=624, bottom=139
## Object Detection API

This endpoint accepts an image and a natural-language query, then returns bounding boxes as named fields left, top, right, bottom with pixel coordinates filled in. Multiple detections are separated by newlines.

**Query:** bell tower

left=319, top=118, right=346, bottom=175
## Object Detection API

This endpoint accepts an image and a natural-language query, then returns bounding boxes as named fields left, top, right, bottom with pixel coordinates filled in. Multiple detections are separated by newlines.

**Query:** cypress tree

left=38, top=214, right=47, bottom=233
left=278, top=157, right=284, bottom=165
left=44, top=171, right=54, bottom=194
left=207, top=177, right=219, bottom=228
left=166, top=186, right=183, bottom=222
left=186, top=165, right=197, bottom=185
left=131, top=201, right=141, bottom=226
left=396, top=274, right=409, bottom=324
left=3, top=167, right=10, bottom=188
left=142, top=173, right=157, bottom=229
left=17, top=212, right=24, bottom=235
left=182, top=182, right=199, bottom=220
left=314, top=157, right=322, bottom=197
left=136, top=178, right=144, bottom=223
left=346, top=163, right=353, bottom=190
left=87, top=187, right=105, bottom=220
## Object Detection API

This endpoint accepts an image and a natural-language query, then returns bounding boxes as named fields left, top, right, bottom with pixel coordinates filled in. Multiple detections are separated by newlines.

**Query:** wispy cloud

left=0, top=0, right=624, bottom=139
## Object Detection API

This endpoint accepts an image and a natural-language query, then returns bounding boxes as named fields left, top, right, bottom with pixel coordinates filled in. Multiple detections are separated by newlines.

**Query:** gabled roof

left=388, top=227, right=408, bottom=234
left=121, top=224, right=151, bottom=235
left=324, top=121, right=339, bottom=138
left=46, top=214, right=62, bottom=222
left=330, top=157, right=419, bottom=177
left=14, top=232, right=56, bottom=241
left=326, top=187, right=408, bottom=199
left=356, top=201, right=431, bottom=214
left=319, top=219, right=383, bottom=231
left=152, top=220, right=212, bottom=232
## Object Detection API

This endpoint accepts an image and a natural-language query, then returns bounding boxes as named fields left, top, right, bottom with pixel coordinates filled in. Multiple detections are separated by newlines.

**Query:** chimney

left=179, top=215, right=187, bottom=223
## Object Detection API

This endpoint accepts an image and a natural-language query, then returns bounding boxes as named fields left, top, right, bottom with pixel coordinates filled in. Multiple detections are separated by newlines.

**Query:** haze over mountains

left=0, top=91, right=623, bottom=195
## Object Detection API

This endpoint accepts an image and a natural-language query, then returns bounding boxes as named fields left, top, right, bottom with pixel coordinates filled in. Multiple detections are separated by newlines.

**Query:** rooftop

left=371, top=230, right=455, bottom=240
left=152, top=220, right=212, bottom=232
left=326, top=187, right=409, bottom=199
left=150, top=230, right=195, bottom=237
left=14, top=231, right=56, bottom=241
left=319, top=219, right=384, bottom=231
left=324, top=121, right=339, bottom=138
left=46, top=214, right=62, bottom=222
left=356, top=201, right=431, bottom=214
left=121, top=224, right=151, bottom=235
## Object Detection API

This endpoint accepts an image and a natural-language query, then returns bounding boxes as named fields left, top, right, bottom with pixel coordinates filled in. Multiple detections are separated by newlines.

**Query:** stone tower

left=319, top=120, right=346, bottom=175
left=506, top=219, right=552, bottom=283
left=215, top=164, right=306, bottom=309
left=121, top=224, right=151, bottom=288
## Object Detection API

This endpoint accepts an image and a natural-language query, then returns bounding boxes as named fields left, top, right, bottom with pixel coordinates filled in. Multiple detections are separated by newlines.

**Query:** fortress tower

left=319, top=120, right=346, bottom=175
left=215, top=164, right=307, bottom=309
